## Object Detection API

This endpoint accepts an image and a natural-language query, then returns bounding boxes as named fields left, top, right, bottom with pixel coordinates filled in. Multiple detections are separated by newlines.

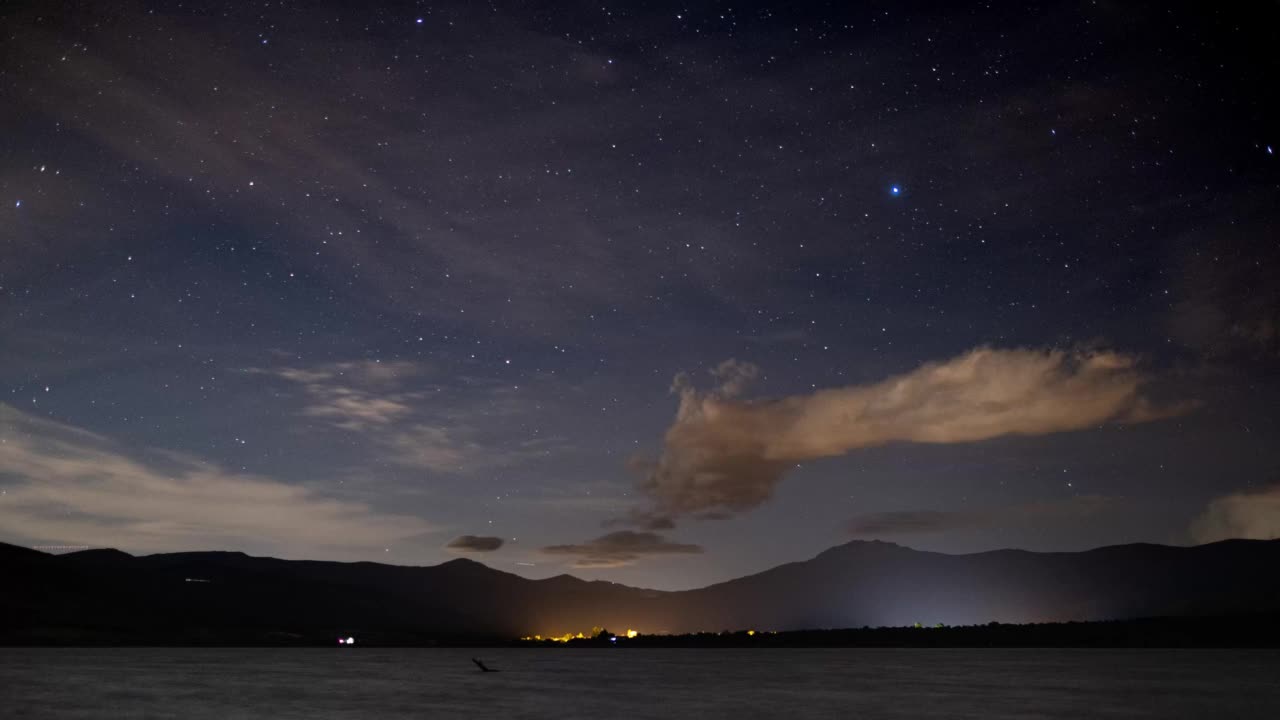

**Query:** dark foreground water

left=2, top=648, right=1278, bottom=718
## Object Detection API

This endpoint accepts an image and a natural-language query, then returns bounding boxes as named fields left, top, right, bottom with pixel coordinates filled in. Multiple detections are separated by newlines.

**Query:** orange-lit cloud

left=1191, top=485, right=1280, bottom=542
left=632, top=347, right=1183, bottom=524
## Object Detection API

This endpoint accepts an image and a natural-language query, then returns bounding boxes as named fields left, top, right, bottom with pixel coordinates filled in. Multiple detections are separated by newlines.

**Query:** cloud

left=247, top=361, right=566, bottom=473
left=604, top=507, right=677, bottom=531
left=272, top=360, right=421, bottom=387
left=383, top=425, right=476, bottom=472
left=541, top=531, right=704, bottom=568
left=0, top=404, right=431, bottom=557
left=848, top=495, right=1119, bottom=536
left=1190, top=485, right=1280, bottom=543
left=247, top=361, right=421, bottom=431
left=446, top=535, right=505, bottom=553
left=631, top=347, right=1182, bottom=524
left=302, top=388, right=414, bottom=430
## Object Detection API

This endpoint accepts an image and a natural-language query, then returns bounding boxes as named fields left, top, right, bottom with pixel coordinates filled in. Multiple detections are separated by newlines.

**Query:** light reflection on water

left=2, top=648, right=1277, bottom=719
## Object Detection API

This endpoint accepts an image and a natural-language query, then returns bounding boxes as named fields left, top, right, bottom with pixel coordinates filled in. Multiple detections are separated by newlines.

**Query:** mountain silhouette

left=3, top=538, right=1277, bottom=644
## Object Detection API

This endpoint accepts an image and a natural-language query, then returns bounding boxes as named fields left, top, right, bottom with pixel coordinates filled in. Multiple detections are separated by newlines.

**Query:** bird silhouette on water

left=472, top=658, right=498, bottom=672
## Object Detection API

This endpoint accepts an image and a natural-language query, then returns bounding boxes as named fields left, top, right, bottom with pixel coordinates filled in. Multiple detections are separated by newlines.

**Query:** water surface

left=3, top=648, right=1277, bottom=718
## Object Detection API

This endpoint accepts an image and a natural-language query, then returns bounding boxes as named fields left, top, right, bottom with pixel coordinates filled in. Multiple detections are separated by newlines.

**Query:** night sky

left=2, top=0, right=1278, bottom=590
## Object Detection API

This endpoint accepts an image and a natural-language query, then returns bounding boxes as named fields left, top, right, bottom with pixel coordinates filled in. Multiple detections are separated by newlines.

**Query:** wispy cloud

left=248, top=360, right=568, bottom=472
left=0, top=404, right=431, bottom=557
left=848, top=495, right=1119, bottom=537
left=1190, top=485, right=1280, bottom=542
left=248, top=361, right=421, bottom=431
left=303, top=388, right=415, bottom=431
left=541, top=530, right=704, bottom=568
left=626, top=347, right=1185, bottom=526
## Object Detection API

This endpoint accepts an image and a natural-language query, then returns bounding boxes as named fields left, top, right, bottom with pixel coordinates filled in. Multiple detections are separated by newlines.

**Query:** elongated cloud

left=635, top=347, right=1180, bottom=523
left=446, top=535, right=505, bottom=553
left=1190, top=485, right=1280, bottom=542
left=0, top=404, right=431, bottom=557
left=542, top=531, right=704, bottom=568
left=848, top=495, right=1118, bottom=536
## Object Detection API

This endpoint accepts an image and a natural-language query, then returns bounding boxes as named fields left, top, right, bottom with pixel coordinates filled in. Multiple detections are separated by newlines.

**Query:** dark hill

left=2, top=538, right=1277, bottom=645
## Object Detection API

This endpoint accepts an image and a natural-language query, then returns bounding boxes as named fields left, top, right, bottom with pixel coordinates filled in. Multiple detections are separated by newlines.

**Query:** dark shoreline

left=6, top=614, right=1279, bottom=649
left=526, top=614, right=1280, bottom=649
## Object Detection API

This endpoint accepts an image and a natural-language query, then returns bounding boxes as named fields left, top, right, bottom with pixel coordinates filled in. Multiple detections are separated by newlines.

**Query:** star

left=890, top=185, right=901, bottom=196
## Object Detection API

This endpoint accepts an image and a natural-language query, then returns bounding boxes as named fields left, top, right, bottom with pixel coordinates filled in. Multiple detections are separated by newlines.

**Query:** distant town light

left=346, top=636, right=355, bottom=645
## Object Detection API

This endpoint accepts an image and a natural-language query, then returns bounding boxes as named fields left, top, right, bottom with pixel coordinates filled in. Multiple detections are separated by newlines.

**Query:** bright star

left=416, top=17, right=424, bottom=24
left=890, top=185, right=901, bottom=196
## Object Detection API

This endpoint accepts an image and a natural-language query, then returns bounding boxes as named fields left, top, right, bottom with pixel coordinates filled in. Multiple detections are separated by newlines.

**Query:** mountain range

left=3, top=538, right=1278, bottom=645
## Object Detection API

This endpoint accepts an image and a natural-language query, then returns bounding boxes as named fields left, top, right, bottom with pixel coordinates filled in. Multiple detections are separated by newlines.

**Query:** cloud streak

left=632, top=347, right=1182, bottom=524
left=1191, top=485, right=1280, bottom=543
left=446, top=535, right=505, bottom=553
left=0, top=404, right=431, bottom=557
left=541, top=531, right=704, bottom=568
left=848, top=495, right=1119, bottom=536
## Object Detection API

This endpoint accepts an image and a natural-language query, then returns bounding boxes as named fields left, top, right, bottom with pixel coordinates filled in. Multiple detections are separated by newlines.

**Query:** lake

left=2, top=648, right=1277, bottom=718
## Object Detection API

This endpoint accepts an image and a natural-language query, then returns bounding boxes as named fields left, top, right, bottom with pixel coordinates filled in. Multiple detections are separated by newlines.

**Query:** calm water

left=2, top=648, right=1277, bottom=718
